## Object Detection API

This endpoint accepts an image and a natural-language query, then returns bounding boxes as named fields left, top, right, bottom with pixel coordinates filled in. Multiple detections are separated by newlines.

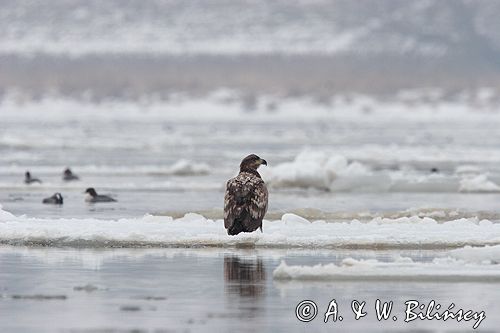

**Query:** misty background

left=1, top=0, right=500, bottom=104
left=2, top=0, right=500, bottom=220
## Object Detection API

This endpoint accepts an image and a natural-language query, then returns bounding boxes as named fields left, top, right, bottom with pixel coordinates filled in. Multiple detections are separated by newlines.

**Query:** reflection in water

left=224, top=255, right=266, bottom=298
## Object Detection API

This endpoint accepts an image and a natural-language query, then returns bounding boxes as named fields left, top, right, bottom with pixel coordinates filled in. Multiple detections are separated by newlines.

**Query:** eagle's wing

left=224, top=173, right=268, bottom=234
left=248, top=179, right=268, bottom=223
left=224, top=177, right=242, bottom=230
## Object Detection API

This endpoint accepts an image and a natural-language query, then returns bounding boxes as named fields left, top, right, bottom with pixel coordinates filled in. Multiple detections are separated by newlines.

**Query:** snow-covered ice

left=1, top=207, right=500, bottom=249
left=273, top=247, right=500, bottom=281
left=272, top=258, right=500, bottom=281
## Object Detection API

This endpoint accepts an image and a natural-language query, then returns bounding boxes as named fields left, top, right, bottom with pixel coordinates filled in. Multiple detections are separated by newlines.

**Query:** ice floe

left=1, top=208, right=500, bottom=249
left=458, top=174, right=500, bottom=193
left=273, top=253, right=500, bottom=281
left=263, top=150, right=500, bottom=193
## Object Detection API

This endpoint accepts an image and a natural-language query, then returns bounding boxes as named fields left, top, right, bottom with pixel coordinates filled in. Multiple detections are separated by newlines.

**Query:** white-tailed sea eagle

left=224, top=154, right=268, bottom=236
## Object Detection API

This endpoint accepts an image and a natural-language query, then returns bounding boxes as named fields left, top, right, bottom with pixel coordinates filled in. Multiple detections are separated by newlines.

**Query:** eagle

left=224, top=154, right=268, bottom=236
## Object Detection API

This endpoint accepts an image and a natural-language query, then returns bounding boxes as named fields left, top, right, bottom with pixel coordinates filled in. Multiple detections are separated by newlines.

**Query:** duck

left=84, top=188, right=116, bottom=203
left=63, top=168, right=80, bottom=181
left=42, top=193, right=64, bottom=205
left=24, top=171, right=42, bottom=184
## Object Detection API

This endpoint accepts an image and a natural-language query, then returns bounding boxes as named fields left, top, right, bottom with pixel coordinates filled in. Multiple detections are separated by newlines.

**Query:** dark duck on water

left=24, top=171, right=42, bottom=184
left=63, top=168, right=79, bottom=181
left=84, top=188, right=117, bottom=203
left=224, top=154, right=268, bottom=236
left=42, top=193, right=64, bottom=205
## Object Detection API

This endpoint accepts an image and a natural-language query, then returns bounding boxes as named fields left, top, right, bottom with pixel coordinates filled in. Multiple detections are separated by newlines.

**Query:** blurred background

left=1, top=0, right=500, bottom=220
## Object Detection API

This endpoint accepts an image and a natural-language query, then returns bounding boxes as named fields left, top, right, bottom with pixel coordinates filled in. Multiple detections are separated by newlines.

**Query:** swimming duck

left=24, top=171, right=42, bottom=184
left=63, top=168, right=80, bottom=181
left=84, top=188, right=116, bottom=203
left=42, top=193, right=64, bottom=205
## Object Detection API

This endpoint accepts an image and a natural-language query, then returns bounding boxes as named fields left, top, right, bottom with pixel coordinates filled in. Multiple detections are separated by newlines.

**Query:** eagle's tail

left=227, top=219, right=244, bottom=236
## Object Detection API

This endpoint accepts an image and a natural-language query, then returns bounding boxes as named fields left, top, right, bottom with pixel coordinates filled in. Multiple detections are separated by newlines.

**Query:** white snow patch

left=455, top=165, right=483, bottom=176
left=263, top=151, right=376, bottom=191
left=450, top=245, right=500, bottom=264
left=165, top=159, right=210, bottom=176
left=1, top=208, right=500, bottom=248
left=263, top=151, right=500, bottom=193
left=281, top=213, right=311, bottom=225
left=273, top=256, right=500, bottom=281
left=0, top=205, right=15, bottom=220
left=459, top=174, right=500, bottom=193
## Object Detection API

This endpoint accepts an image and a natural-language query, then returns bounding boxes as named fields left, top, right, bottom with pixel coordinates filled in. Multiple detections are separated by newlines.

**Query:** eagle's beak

left=260, top=159, right=267, bottom=166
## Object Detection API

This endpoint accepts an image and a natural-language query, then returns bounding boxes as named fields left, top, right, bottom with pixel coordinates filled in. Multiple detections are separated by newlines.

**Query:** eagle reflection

left=224, top=256, right=266, bottom=298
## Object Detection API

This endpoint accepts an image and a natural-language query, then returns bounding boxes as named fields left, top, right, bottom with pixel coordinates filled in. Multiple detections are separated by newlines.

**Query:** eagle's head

left=240, top=154, right=267, bottom=172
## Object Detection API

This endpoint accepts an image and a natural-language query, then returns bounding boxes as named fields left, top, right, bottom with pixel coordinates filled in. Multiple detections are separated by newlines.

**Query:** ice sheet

left=1, top=208, right=500, bottom=249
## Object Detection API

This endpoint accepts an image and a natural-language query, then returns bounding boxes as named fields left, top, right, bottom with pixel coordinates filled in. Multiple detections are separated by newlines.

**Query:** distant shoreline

left=1, top=53, right=500, bottom=101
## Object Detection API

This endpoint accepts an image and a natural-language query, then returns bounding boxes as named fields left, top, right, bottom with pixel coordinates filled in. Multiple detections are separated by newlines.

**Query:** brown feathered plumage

left=224, top=154, right=268, bottom=236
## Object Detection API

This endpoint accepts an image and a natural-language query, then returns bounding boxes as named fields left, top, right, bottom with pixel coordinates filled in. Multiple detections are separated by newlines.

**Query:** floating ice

left=0, top=205, right=15, bottom=220
left=263, top=151, right=500, bottom=193
left=273, top=256, right=500, bottom=281
left=455, top=165, right=483, bottom=176
left=1, top=207, right=500, bottom=249
left=450, top=245, right=500, bottom=264
left=165, top=159, right=210, bottom=176
left=0, top=161, right=210, bottom=177
left=262, top=151, right=378, bottom=191
left=459, top=174, right=500, bottom=193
